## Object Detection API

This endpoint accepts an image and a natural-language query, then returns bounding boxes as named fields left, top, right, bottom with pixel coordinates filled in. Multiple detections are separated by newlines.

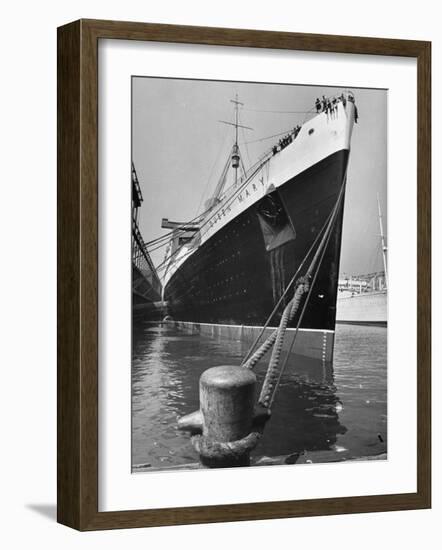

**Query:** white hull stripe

left=173, top=320, right=334, bottom=334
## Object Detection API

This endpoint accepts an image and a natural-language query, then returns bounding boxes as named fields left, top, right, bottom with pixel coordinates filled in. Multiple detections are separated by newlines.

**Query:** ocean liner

left=336, top=196, right=387, bottom=326
left=336, top=273, right=387, bottom=326
left=160, top=93, right=357, bottom=364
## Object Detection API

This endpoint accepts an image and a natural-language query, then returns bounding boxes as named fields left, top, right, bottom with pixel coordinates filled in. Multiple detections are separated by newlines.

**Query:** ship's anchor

left=177, top=182, right=346, bottom=467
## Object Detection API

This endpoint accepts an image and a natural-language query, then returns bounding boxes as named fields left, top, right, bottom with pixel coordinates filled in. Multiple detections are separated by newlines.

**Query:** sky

left=132, top=77, right=387, bottom=276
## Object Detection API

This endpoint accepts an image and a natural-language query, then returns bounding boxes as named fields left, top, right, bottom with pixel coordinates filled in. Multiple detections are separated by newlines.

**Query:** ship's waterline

left=170, top=320, right=335, bottom=366
left=164, top=149, right=349, bottom=364
left=161, top=95, right=356, bottom=368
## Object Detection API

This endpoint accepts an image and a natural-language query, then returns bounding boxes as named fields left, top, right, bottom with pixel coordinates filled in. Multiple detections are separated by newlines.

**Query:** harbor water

left=132, top=321, right=387, bottom=470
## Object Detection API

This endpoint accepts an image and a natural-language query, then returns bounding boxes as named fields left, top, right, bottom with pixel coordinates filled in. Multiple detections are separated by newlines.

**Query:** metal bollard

left=198, top=365, right=257, bottom=467
left=200, top=366, right=256, bottom=439
left=178, top=365, right=259, bottom=467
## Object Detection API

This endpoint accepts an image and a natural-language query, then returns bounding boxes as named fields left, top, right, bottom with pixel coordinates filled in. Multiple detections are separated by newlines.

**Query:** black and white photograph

left=131, top=77, right=387, bottom=472
left=2, top=0, right=436, bottom=543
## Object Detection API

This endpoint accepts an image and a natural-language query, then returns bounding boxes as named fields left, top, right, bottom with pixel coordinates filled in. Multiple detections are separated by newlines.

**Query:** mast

left=377, top=193, right=388, bottom=289
left=231, top=95, right=241, bottom=186
left=219, top=95, right=253, bottom=188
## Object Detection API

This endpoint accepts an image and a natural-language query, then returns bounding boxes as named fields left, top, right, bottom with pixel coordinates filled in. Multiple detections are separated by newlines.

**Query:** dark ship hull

left=162, top=95, right=356, bottom=364
left=164, top=149, right=348, bottom=333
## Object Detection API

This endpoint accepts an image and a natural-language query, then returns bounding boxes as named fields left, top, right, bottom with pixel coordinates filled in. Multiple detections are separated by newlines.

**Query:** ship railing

left=206, top=93, right=350, bottom=207
left=162, top=91, right=357, bottom=271
left=184, top=149, right=274, bottom=250
left=300, top=90, right=356, bottom=125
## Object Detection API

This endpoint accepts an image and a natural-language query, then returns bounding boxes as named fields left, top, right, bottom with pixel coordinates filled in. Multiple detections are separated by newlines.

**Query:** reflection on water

left=132, top=322, right=387, bottom=469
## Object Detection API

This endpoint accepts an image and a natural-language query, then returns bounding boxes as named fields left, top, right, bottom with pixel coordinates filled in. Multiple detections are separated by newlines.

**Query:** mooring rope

left=254, top=178, right=346, bottom=409
left=265, top=217, right=336, bottom=409
left=242, top=177, right=346, bottom=375
left=258, top=279, right=310, bottom=407
left=240, top=204, right=335, bottom=368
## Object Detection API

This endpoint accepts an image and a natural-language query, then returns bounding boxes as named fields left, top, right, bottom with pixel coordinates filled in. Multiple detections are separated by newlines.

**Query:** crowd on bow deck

left=315, top=93, right=358, bottom=123
left=271, top=93, right=358, bottom=157
left=272, top=124, right=302, bottom=155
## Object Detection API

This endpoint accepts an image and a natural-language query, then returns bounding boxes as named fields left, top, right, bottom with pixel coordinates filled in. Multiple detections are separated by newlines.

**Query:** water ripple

left=132, top=322, right=387, bottom=469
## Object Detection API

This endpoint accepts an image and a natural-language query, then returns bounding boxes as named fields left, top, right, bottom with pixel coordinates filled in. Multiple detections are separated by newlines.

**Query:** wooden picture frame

left=57, top=19, right=431, bottom=530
